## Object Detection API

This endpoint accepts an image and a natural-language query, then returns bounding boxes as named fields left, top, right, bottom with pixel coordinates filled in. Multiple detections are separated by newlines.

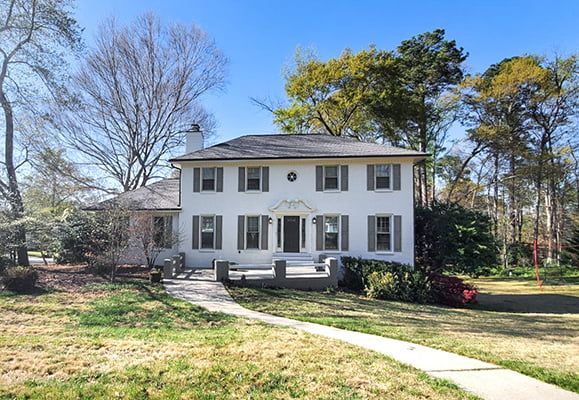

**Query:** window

left=301, top=218, right=306, bottom=248
left=202, top=167, right=216, bottom=191
left=375, top=164, right=391, bottom=190
left=287, top=171, right=297, bottom=182
left=324, top=216, right=339, bottom=250
left=277, top=218, right=282, bottom=248
left=153, top=216, right=172, bottom=248
left=376, top=216, right=392, bottom=251
left=246, top=167, right=261, bottom=191
left=200, top=216, right=215, bottom=249
left=246, top=216, right=260, bottom=249
left=324, top=166, right=339, bottom=190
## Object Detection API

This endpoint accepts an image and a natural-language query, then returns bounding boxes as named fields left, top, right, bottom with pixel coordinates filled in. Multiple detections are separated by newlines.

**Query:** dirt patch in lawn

left=35, top=264, right=149, bottom=292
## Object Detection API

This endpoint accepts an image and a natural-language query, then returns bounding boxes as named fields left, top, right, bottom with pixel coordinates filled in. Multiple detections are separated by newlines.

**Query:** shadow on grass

left=475, top=293, right=579, bottom=314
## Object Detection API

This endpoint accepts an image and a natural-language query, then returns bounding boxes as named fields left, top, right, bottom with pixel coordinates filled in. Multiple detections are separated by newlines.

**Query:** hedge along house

left=88, top=125, right=427, bottom=269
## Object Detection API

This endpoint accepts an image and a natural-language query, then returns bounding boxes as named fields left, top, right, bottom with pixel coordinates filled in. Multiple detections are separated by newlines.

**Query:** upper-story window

left=375, top=164, right=391, bottom=190
left=324, top=166, right=339, bottom=190
left=200, top=215, right=215, bottom=249
left=246, top=167, right=261, bottom=191
left=202, top=167, right=216, bottom=191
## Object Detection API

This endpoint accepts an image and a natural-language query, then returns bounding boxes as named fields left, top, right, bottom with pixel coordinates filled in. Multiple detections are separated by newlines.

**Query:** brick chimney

left=186, top=124, right=204, bottom=153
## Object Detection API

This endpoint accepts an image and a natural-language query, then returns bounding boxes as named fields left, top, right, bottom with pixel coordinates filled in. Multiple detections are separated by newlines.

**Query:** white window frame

left=200, top=215, right=216, bottom=250
left=375, top=164, right=392, bottom=191
left=323, top=214, right=340, bottom=251
left=201, top=167, right=216, bottom=192
left=246, top=167, right=262, bottom=192
left=323, top=165, right=340, bottom=191
left=245, top=215, right=261, bottom=250
left=375, top=214, right=393, bottom=253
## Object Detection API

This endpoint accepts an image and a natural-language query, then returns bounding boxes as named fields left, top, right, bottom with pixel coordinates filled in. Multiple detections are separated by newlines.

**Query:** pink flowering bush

left=430, top=274, right=477, bottom=307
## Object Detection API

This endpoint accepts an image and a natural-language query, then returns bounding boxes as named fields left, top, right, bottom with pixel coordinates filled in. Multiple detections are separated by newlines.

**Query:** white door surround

left=269, top=199, right=315, bottom=254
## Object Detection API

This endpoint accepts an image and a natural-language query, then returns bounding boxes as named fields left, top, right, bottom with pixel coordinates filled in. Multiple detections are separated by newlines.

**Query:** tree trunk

left=0, top=87, right=29, bottom=266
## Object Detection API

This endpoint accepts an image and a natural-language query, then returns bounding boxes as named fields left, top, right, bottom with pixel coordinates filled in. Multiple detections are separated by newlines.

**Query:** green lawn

left=228, top=278, right=579, bottom=394
left=0, top=280, right=476, bottom=400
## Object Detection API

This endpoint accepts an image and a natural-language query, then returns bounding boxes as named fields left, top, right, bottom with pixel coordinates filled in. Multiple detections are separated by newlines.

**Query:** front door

left=283, top=216, right=300, bottom=253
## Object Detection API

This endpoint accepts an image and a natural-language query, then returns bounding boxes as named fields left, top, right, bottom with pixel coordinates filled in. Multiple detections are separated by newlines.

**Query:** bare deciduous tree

left=59, top=13, right=227, bottom=193
left=0, top=0, right=81, bottom=265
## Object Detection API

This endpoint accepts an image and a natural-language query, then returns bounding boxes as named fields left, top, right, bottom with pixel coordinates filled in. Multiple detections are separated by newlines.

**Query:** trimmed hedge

left=341, top=256, right=477, bottom=307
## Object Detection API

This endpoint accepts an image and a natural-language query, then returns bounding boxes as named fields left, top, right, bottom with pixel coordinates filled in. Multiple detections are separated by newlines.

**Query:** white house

left=90, top=126, right=427, bottom=269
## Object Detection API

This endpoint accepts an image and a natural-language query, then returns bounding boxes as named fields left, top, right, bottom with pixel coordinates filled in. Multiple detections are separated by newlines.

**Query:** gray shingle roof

left=170, top=134, right=427, bottom=162
left=85, top=178, right=180, bottom=211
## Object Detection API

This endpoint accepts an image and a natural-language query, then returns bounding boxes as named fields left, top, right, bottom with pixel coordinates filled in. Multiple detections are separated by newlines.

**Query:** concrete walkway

left=164, top=275, right=578, bottom=400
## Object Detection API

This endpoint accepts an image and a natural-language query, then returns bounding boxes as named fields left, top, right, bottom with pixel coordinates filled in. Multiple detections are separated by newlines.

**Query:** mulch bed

left=34, top=264, right=150, bottom=292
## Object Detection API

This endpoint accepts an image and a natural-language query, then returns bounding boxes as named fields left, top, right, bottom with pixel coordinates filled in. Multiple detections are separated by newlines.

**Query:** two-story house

left=90, top=125, right=427, bottom=268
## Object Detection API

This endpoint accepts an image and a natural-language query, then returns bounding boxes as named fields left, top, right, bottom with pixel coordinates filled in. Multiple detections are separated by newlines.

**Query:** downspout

left=170, top=163, right=182, bottom=208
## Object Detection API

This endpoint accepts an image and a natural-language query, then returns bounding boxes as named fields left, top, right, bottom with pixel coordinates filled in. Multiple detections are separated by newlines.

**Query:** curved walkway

left=164, top=276, right=578, bottom=400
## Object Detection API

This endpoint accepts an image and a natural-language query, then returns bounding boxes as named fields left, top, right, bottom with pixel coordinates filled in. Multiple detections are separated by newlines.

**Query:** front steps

left=272, top=252, right=315, bottom=266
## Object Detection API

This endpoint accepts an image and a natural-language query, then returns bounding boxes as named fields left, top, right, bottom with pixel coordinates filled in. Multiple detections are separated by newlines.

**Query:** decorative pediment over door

left=269, top=199, right=316, bottom=215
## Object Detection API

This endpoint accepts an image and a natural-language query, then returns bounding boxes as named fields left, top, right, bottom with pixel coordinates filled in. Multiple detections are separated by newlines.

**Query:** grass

left=0, top=281, right=477, bottom=399
left=228, top=277, right=579, bottom=394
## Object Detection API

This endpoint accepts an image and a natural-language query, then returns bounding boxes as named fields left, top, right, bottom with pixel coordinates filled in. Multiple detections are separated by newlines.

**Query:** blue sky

left=75, top=0, right=579, bottom=144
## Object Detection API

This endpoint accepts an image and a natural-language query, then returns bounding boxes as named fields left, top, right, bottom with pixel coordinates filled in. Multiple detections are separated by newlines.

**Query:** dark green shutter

left=316, top=215, right=323, bottom=250
left=340, top=165, right=348, bottom=191
left=238, top=167, right=245, bottom=192
left=367, top=165, right=375, bottom=191
left=237, top=215, right=244, bottom=250
left=367, top=215, right=375, bottom=252
left=193, top=168, right=200, bottom=192
left=262, top=167, right=269, bottom=192
left=215, top=215, right=223, bottom=249
left=394, top=215, right=402, bottom=252
left=341, top=215, right=349, bottom=251
left=315, top=166, right=323, bottom=191
left=192, top=215, right=199, bottom=249
left=393, top=164, right=401, bottom=190
left=261, top=215, right=269, bottom=249
left=216, top=167, right=223, bottom=192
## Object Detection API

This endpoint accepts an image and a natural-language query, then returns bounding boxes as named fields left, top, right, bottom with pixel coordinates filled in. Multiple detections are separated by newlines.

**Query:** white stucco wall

left=175, top=157, right=417, bottom=268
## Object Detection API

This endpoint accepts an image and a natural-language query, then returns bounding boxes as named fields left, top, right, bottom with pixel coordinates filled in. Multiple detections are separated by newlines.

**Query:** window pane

left=301, top=218, right=306, bottom=248
left=246, top=216, right=260, bottom=249
left=202, top=168, right=215, bottom=191
left=201, top=216, right=214, bottom=249
left=376, top=165, right=390, bottom=189
left=324, top=166, right=339, bottom=190
left=277, top=218, right=282, bottom=248
left=247, top=167, right=261, bottom=191
left=153, top=216, right=172, bottom=248
left=324, top=216, right=339, bottom=250
left=376, top=216, right=390, bottom=233
left=377, top=233, right=391, bottom=251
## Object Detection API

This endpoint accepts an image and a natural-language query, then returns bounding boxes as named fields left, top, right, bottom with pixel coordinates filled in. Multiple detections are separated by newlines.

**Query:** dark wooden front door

left=283, top=216, right=300, bottom=253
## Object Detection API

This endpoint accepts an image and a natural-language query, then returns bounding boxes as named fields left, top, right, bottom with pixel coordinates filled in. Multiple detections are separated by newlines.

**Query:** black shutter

left=192, top=215, right=199, bottom=249
left=316, top=215, right=324, bottom=251
left=340, top=165, right=348, bottom=191
left=237, top=215, right=245, bottom=250
left=315, top=166, right=323, bottom=191
left=261, top=215, right=269, bottom=249
left=393, top=164, right=401, bottom=191
left=341, top=215, right=349, bottom=251
left=238, top=167, right=245, bottom=192
left=394, top=215, right=402, bottom=252
left=367, top=165, right=375, bottom=191
left=193, top=168, right=200, bottom=192
left=216, top=167, right=224, bottom=192
left=367, top=215, right=375, bottom=252
left=262, top=167, right=269, bottom=192
left=215, top=215, right=223, bottom=249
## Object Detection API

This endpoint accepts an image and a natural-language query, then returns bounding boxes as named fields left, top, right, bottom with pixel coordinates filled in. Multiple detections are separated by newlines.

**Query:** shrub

left=342, top=256, right=475, bottom=307
left=430, top=274, right=477, bottom=307
left=1, top=266, right=39, bottom=293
